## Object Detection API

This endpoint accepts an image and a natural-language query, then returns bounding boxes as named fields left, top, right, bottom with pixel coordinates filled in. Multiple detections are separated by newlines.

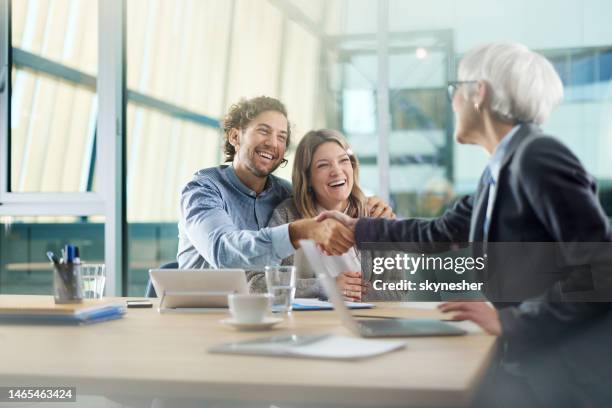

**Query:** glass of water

left=265, top=265, right=296, bottom=314
left=80, top=264, right=106, bottom=299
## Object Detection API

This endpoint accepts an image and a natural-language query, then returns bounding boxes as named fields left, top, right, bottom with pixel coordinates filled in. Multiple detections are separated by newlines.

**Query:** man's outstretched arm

left=182, top=182, right=355, bottom=268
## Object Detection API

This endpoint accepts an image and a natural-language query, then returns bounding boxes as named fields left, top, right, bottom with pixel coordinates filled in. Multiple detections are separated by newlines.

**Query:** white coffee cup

left=228, top=294, right=272, bottom=323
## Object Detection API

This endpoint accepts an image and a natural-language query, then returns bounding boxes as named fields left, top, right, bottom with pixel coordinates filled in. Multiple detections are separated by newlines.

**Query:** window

left=11, top=0, right=98, bottom=193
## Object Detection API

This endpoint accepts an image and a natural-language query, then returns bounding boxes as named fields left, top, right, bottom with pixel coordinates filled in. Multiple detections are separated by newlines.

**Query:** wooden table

left=0, top=296, right=497, bottom=407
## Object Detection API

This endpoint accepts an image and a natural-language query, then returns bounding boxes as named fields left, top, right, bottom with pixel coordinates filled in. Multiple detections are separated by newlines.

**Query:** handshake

left=288, top=197, right=395, bottom=255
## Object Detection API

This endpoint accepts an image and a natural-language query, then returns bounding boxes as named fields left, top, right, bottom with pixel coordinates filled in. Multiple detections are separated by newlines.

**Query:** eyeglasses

left=447, top=81, right=478, bottom=101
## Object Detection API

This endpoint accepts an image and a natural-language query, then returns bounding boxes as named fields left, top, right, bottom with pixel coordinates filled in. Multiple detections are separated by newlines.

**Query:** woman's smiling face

left=309, top=141, right=354, bottom=211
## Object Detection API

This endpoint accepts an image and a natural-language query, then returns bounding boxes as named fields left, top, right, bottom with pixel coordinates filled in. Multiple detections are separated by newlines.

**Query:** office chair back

left=145, top=261, right=178, bottom=298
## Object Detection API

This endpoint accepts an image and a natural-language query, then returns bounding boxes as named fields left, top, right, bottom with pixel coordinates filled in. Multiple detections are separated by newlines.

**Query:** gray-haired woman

left=319, top=42, right=611, bottom=408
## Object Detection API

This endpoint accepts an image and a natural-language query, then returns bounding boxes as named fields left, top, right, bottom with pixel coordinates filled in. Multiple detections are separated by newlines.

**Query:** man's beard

left=244, top=156, right=282, bottom=178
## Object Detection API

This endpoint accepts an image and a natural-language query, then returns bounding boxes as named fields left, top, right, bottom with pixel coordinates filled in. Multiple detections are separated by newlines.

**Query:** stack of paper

left=209, top=334, right=406, bottom=360
left=0, top=295, right=126, bottom=325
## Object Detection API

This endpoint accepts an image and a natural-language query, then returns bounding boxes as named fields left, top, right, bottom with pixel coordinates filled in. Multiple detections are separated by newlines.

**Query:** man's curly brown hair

left=222, top=96, right=291, bottom=163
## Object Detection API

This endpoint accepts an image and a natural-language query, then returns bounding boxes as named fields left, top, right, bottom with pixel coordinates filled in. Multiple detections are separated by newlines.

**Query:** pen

left=65, top=245, right=75, bottom=264
left=46, top=251, right=60, bottom=266
left=47, top=250, right=71, bottom=290
left=65, top=245, right=78, bottom=294
left=74, top=246, right=81, bottom=264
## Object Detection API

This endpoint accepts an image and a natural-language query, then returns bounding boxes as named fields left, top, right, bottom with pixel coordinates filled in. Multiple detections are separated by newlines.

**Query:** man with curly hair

left=177, top=96, right=359, bottom=271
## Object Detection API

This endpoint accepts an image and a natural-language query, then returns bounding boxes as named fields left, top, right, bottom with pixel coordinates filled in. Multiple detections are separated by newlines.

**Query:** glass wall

left=323, top=0, right=612, bottom=218
left=404, top=0, right=611, bottom=211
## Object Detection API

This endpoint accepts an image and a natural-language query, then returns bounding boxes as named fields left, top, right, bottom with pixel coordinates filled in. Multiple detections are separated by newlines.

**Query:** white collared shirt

left=483, top=124, right=521, bottom=238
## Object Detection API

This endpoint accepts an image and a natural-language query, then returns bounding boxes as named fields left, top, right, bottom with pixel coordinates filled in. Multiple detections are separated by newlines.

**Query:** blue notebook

left=0, top=295, right=126, bottom=325
left=292, top=298, right=374, bottom=311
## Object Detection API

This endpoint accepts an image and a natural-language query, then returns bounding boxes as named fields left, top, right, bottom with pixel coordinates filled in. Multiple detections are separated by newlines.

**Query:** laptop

left=300, top=240, right=466, bottom=338
left=149, top=269, right=248, bottom=313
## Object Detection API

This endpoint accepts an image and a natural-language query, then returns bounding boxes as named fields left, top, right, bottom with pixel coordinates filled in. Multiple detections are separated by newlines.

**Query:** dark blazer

left=355, top=123, right=612, bottom=404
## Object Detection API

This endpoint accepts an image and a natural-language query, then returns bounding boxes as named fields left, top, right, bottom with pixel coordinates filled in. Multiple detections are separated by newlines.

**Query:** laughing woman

left=254, top=129, right=396, bottom=301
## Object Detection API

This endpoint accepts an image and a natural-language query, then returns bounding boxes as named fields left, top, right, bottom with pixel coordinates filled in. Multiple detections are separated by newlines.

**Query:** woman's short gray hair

left=458, top=42, right=563, bottom=124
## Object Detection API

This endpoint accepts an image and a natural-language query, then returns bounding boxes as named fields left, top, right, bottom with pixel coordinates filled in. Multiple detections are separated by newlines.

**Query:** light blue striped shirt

left=177, top=165, right=295, bottom=269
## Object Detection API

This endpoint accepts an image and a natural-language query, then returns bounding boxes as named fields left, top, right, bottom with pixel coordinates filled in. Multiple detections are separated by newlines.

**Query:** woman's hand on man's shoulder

left=366, top=196, right=396, bottom=219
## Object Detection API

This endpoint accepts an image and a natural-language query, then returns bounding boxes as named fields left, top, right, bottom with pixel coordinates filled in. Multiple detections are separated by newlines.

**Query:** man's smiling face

left=231, top=110, right=289, bottom=178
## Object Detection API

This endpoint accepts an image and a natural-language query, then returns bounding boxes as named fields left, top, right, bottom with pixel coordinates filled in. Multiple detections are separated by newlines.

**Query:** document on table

left=209, top=334, right=406, bottom=360
left=292, top=298, right=374, bottom=311
left=397, top=302, right=443, bottom=310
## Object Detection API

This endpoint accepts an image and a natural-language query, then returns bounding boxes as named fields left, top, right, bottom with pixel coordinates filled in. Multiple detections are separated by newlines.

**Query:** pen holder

left=54, top=263, right=83, bottom=304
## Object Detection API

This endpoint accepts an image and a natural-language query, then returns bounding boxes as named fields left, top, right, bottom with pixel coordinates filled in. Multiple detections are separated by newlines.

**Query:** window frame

left=0, top=0, right=124, bottom=294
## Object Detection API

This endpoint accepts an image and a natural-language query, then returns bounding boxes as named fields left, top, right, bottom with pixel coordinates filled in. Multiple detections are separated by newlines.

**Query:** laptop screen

left=299, top=240, right=362, bottom=335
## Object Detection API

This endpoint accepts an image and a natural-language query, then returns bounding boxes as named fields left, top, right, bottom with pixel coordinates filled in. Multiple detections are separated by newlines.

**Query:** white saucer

left=220, top=317, right=283, bottom=331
